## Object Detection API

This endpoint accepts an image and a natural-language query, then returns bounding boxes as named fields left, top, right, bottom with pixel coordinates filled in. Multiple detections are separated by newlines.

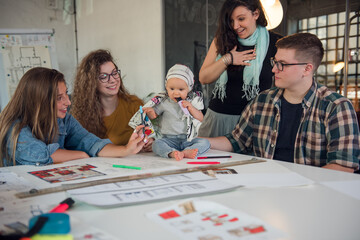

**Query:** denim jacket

left=3, top=114, right=111, bottom=166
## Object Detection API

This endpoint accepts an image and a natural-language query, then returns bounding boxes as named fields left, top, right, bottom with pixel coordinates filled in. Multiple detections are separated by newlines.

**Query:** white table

left=2, top=151, right=360, bottom=240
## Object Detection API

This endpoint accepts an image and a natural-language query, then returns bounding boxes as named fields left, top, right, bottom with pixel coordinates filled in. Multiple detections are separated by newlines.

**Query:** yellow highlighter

left=30, top=234, right=73, bottom=240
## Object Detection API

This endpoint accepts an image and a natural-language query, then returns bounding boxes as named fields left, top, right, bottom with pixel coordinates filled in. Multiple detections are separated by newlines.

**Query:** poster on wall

left=0, top=29, right=58, bottom=111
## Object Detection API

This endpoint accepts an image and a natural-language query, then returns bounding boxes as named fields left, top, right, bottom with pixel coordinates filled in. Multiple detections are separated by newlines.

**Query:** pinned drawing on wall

left=0, top=29, right=58, bottom=111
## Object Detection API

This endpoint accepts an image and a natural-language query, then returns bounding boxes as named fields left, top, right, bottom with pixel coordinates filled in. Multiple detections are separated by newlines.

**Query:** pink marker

left=187, top=162, right=220, bottom=165
left=176, top=97, right=189, bottom=115
left=49, top=198, right=75, bottom=213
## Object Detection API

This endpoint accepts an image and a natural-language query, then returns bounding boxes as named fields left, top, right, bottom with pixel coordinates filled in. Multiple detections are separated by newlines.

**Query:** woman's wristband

left=228, top=52, right=233, bottom=65
left=221, top=53, right=231, bottom=67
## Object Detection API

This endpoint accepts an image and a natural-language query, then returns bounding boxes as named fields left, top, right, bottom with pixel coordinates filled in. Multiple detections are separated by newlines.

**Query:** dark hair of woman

left=215, top=0, right=267, bottom=55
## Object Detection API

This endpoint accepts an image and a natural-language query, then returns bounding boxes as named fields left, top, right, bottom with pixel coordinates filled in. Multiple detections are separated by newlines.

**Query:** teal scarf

left=212, top=26, right=270, bottom=101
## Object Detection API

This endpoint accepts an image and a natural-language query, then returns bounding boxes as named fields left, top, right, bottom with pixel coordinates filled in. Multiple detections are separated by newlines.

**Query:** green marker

left=112, top=164, right=141, bottom=170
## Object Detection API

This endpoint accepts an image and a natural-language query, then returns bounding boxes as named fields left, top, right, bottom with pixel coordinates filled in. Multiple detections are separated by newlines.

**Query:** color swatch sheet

left=147, top=199, right=285, bottom=240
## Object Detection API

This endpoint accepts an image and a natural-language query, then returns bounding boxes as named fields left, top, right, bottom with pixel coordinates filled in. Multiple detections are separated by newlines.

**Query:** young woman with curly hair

left=70, top=49, right=152, bottom=150
left=0, top=67, right=148, bottom=167
left=198, top=0, right=282, bottom=137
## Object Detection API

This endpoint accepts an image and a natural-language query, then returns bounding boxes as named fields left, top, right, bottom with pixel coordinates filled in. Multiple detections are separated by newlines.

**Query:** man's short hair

left=276, top=32, right=324, bottom=71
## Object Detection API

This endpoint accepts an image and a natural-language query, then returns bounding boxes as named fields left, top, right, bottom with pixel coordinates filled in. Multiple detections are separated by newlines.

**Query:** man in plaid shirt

left=207, top=33, right=359, bottom=173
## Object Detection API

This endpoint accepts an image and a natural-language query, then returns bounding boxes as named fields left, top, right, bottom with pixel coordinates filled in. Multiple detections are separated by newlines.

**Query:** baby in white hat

left=143, top=64, right=210, bottom=160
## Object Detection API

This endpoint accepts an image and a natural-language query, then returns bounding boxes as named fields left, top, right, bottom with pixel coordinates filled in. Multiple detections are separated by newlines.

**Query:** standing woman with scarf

left=198, top=0, right=282, bottom=137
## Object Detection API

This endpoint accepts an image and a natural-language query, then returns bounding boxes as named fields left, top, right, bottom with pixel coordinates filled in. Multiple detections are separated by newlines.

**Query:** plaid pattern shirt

left=225, top=81, right=360, bottom=170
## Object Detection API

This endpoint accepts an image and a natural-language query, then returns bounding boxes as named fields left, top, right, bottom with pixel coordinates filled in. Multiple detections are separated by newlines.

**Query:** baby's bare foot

left=183, top=149, right=198, bottom=159
left=169, top=151, right=184, bottom=161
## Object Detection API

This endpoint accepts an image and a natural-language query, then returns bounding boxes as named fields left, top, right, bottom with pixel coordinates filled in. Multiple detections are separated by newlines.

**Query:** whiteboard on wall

left=0, top=29, right=58, bottom=111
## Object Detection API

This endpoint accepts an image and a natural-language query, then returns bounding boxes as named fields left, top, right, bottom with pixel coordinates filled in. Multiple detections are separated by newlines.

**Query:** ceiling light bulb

left=261, top=0, right=276, bottom=7
left=261, top=0, right=283, bottom=29
left=333, top=62, right=345, bottom=73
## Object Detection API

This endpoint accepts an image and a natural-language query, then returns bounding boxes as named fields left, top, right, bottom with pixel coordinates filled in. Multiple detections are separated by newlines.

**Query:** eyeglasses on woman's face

left=98, top=69, right=121, bottom=83
left=270, top=57, right=308, bottom=72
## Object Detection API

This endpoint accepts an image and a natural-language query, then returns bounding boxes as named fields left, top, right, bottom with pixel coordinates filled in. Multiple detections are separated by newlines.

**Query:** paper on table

left=0, top=195, right=118, bottom=239
left=71, top=216, right=119, bottom=240
left=146, top=198, right=285, bottom=240
left=68, top=172, right=241, bottom=207
left=0, top=190, right=51, bottom=234
left=216, top=172, right=314, bottom=188
left=0, top=168, right=37, bottom=192
left=320, top=180, right=360, bottom=200
left=8, top=156, right=179, bottom=190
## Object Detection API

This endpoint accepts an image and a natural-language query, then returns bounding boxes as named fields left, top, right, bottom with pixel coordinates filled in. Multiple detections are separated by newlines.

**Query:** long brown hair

left=0, top=67, right=65, bottom=166
left=70, top=49, right=131, bottom=138
left=215, top=0, right=267, bottom=55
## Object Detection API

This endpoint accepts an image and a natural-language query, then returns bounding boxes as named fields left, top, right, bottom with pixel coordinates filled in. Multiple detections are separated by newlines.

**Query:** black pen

left=197, top=156, right=232, bottom=159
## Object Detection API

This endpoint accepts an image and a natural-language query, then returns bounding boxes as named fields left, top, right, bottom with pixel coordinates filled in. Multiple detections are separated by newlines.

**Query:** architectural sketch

left=1, top=45, right=52, bottom=98
left=0, top=30, right=57, bottom=110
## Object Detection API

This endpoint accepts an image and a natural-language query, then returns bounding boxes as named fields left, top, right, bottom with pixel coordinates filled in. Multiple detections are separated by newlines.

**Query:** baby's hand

left=181, top=100, right=192, bottom=110
left=142, top=137, right=154, bottom=152
left=143, top=107, right=157, bottom=119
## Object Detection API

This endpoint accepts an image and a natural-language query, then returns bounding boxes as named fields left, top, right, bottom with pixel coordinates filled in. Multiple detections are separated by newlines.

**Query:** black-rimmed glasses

left=270, top=57, right=308, bottom=71
left=98, top=69, right=121, bottom=83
